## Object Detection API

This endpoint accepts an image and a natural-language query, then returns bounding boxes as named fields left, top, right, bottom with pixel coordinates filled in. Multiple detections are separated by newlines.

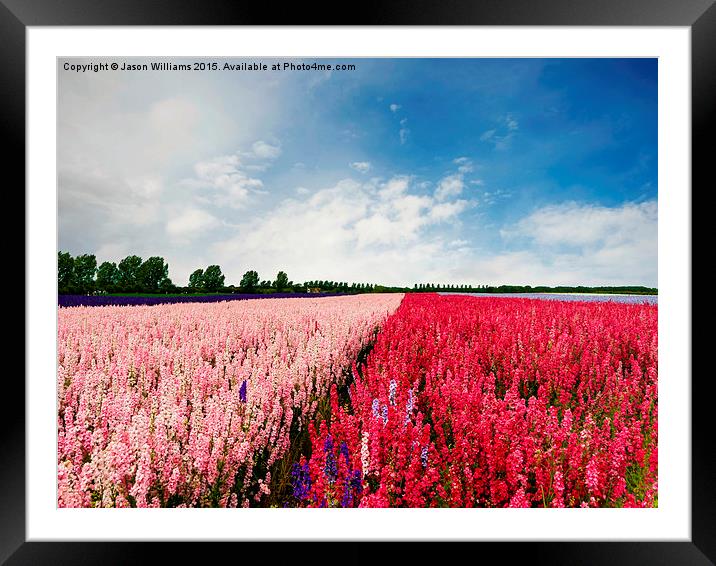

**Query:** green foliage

left=118, top=255, right=143, bottom=292
left=158, top=277, right=176, bottom=293
left=203, top=265, right=225, bottom=292
left=137, top=256, right=170, bottom=293
left=240, top=270, right=260, bottom=291
left=58, top=252, right=74, bottom=293
left=59, top=252, right=176, bottom=295
left=96, top=261, right=120, bottom=292
left=188, top=268, right=205, bottom=290
left=273, top=271, right=289, bottom=290
left=73, top=254, right=97, bottom=293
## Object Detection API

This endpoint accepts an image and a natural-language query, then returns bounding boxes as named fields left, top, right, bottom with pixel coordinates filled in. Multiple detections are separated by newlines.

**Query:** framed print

left=7, top=0, right=711, bottom=563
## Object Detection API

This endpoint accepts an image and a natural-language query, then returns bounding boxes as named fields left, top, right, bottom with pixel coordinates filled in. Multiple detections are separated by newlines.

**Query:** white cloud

left=434, top=174, right=465, bottom=201
left=57, top=95, right=202, bottom=240
left=349, top=161, right=372, bottom=174
left=211, top=175, right=470, bottom=284
left=183, top=153, right=264, bottom=209
left=387, top=199, right=657, bottom=288
left=95, top=242, right=130, bottom=263
left=394, top=116, right=409, bottom=144
left=503, top=200, right=657, bottom=249
left=379, top=177, right=410, bottom=200
left=148, top=97, right=200, bottom=144
left=429, top=199, right=469, bottom=221
left=127, top=176, right=163, bottom=199
left=166, top=207, right=219, bottom=240
left=453, top=157, right=474, bottom=173
left=477, top=188, right=511, bottom=205
left=505, top=114, right=519, bottom=131
left=481, top=114, right=519, bottom=150
left=389, top=103, right=401, bottom=112
left=59, top=166, right=162, bottom=230
left=490, top=200, right=658, bottom=286
left=182, top=140, right=283, bottom=209
left=244, top=140, right=282, bottom=160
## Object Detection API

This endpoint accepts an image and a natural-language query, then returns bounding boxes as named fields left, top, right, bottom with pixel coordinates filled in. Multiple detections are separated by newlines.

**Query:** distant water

left=439, top=292, right=658, bottom=304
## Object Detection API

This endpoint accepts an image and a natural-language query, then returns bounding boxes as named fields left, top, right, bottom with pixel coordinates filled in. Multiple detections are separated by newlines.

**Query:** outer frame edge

left=10, top=0, right=710, bottom=564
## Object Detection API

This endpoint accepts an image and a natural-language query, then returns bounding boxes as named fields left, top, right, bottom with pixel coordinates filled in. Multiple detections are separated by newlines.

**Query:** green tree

left=158, top=277, right=176, bottom=293
left=137, top=256, right=170, bottom=292
left=203, top=265, right=225, bottom=292
left=273, top=271, right=289, bottom=290
left=73, top=254, right=97, bottom=293
left=96, top=261, right=119, bottom=292
left=58, top=252, right=74, bottom=293
left=118, top=255, right=143, bottom=291
left=240, top=270, right=260, bottom=292
left=188, top=269, right=205, bottom=290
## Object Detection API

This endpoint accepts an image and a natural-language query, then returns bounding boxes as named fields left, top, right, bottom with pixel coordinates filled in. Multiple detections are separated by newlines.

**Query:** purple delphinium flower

left=349, top=469, right=363, bottom=494
left=324, top=435, right=337, bottom=484
left=341, top=470, right=364, bottom=508
left=389, top=379, right=397, bottom=406
left=291, top=462, right=312, bottom=500
left=372, top=399, right=380, bottom=418
left=420, top=446, right=429, bottom=468
left=340, top=441, right=351, bottom=468
left=341, top=481, right=353, bottom=508
left=381, top=404, right=388, bottom=425
left=239, top=380, right=247, bottom=403
left=405, top=388, right=414, bottom=424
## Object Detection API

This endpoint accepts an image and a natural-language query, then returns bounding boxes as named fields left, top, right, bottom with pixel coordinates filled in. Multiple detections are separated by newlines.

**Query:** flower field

left=58, top=293, right=657, bottom=508
left=295, top=294, right=658, bottom=508
left=57, top=294, right=403, bottom=507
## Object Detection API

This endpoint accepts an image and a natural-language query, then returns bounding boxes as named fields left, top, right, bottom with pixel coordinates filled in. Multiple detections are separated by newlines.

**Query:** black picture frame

left=6, top=1, right=710, bottom=564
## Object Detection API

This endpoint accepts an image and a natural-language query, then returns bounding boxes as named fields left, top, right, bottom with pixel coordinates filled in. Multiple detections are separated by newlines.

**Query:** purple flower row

left=58, top=293, right=346, bottom=308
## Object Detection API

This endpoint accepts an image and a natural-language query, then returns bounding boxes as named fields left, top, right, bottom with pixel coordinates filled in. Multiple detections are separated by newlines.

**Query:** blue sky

left=59, top=58, right=657, bottom=287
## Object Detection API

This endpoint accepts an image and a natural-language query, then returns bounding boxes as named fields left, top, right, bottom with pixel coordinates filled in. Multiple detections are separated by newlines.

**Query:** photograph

left=56, top=56, right=659, bottom=509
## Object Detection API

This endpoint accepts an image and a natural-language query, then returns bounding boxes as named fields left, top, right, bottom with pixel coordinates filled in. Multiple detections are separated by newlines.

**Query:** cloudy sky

left=58, top=58, right=657, bottom=287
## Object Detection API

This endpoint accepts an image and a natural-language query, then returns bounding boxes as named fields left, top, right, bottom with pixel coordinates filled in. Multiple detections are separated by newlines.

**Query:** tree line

left=59, top=252, right=175, bottom=294
left=59, top=252, right=308, bottom=295
left=58, top=251, right=657, bottom=296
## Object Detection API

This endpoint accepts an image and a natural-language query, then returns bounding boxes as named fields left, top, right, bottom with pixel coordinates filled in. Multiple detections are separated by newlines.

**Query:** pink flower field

left=57, top=294, right=403, bottom=507
left=57, top=293, right=657, bottom=508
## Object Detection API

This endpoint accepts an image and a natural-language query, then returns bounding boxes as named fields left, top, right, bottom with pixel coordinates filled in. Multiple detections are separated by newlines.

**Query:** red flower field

left=297, top=294, right=658, bottom=508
